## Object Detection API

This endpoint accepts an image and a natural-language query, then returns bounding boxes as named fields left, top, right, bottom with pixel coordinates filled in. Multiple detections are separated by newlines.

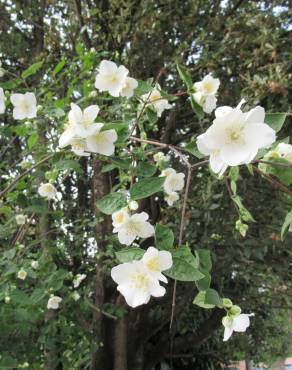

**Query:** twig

left=0, top=153, right=54, bottom=199
left=85, top=299, right=118, bottom=321
left=252, top=165, right=292, bottom=196
left=255, top=159, right=292, bottom=168
left=169, top=162, right=192, bottom=330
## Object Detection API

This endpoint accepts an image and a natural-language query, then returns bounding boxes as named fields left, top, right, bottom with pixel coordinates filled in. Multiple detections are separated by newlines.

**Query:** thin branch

left=252, top=165, right=292, bottom=196
left=85, top=299, right=118, bottom=321
left=0, top=153, right=54, bottom=199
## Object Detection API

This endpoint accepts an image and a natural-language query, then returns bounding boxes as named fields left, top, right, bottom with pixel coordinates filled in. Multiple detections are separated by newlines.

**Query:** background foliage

left=0, top=0, right=291, bottom=369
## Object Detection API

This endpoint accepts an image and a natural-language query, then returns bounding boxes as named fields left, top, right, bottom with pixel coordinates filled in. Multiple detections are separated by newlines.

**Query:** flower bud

left=128, top=200, right=138, bottom=211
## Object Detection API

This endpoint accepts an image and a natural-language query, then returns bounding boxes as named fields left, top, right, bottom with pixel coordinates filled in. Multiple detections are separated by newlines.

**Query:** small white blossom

left=128, top=200, right=139, bottom=211
left=197, top=103, right=276, bottom=175
left=142, top=247, right=172, bottom=283
left=95, top=60, right=129, bottom=97
left=72, top=291, right=81, bottom=301
left=38, top=183, right=57, bottom=200
left=47, top=295, right=62, bottom=309
left=161, top=168, right=185, bottom=195
left=15, top=214, right=27, bottom=225
left=113, top=211, right=154, bottom=246
left=31, top=260, right=39, bottom=269
left=17, top=269, right=27, bottom=280
left=111, top=260, right=166, bottom=308
left=222, top=313, right=254, bottom=341
left=10, top=92, right=37, bottom=120
left=73, top=273, right=86, bottom=288
left=275, top=143, right=292, bottom=162
left=141, top=85, right=172, bottom=117
left=4, top=296, right=10, bottom=304
left=164, top=191, right=179, bottom=206
left=193, top=74, right=220, bottom=114
left=112, top=209, right=130, bottom=228
left=0, top=87, right=5, bottom=114
left=120, top=76, right=138, bottom=98
left=153, top=151, right=167, bottom=162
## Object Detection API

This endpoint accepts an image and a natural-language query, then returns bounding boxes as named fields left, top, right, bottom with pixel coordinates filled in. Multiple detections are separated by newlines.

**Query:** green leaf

left=96, top=192, right=127, bottom=215
left=195, top=272, right=211, bottom=291
left=164, top=246, right=204, bottom=282
left=281, top=209, right=292, bottom=240
left=176, top=63, right=193, bottom=91
left=265, top=113, right=286, bottom=132
left=111, top=158, right=132, bottom=169
left=184, top=141, right=205, bottom=159
left=130, top=176, right=165, bottom=200
left=55, top=159, right=83, bottom=174
left=28, top=133, right=38, bottom=149
left=135, top=80, right=153, bottom=96
left=146, top=108, right=158, bottom=124
left=204, top=288, right=223, bottom=307
left=190, top=95, right=204, bottom=119
left=267, top=158, right=292, bottom=186
left=53, top=58, right=66, bottom=76
left=195, top=249, right=212, bottom=272
left=136, top=162, right=157, bottom=177
left=30, top=288, right=46, bottom=305
left=21, top=61, right=44, bottom=79
left=193, top=291, right=215, bottom=309
left=155, top=224, right=174, bottom=250
left=115, top=247, right=145, bottom=263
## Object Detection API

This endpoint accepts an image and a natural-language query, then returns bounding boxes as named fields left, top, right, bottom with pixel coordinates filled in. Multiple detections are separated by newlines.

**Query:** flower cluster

left=112, top=209, right=154, bottom=246
left=59, top=103, right=117, bottom=157
left=111, top=247, right=172, bottom=307
left=193, top=74, right=220, bottom=114
left=95, top=60, right=138, bottom=98
left=197, top=102, right=276, bottom=175
left=161, top=168, right=185, bottom=206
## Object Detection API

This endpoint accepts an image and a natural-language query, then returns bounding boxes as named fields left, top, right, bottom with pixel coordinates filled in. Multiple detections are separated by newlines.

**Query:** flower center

left=146, top=257, right=159, bottom=272
left=131, top=273, right=149, bottom=290
left=226, top=126, right=244, bottom=144
left=203, top=82, right=213, bottom=94
left=115, top=213, right=125, bottom=224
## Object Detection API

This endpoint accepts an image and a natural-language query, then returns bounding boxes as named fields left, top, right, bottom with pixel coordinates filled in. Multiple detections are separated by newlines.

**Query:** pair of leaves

left=193, top=288, right=222, bottom=309
left=97, top=176, right=166, bottom=215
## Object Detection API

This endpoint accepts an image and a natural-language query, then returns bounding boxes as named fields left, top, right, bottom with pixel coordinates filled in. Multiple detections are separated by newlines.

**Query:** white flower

left=194, top=74, right=220, bottom=96
left=113, top=211, right=154, bottom=246
left=15, top=214, right=27, bottom=225
left=161, top=168, right=185, bottom=195
left=197, top=104, right=276, bottom=175
left=95, top=60, right=129, bottom=97
left=73, top=273, right=86, bottom=288
left=128, top=200, right=139, bottom=211
left=142, top=247, right=172, bottom=283
left=67, top=103, right=100, bottom=138
left=47, top=295, right=62, bottom=310
left=120, top=76, right=138, bottom=98
left=141, top=85, right=172, bottom=117
left=111, top=260, right=166, bottom=308
left=193, top=74, right=220, bottom=114
left=222, top=313, right=254, bottom=341
left=276, top=143, right=292, bottom=162
left=164, top=191, right=179, bottom=206
left=31, top=260, right=39, bottom=269
left=153, top=151, right=167, bottom=162
left=38, top=183, right=57, bottom=200
left=112, top=209, right=130, bottom=228
left=0, top=88, right=5, bottom=114
left=17, top=269, right=27, bottom=280
left=85, top=123, right=117, bottom=156
left=72, top=291, right=81, bottom=301
left=10, top=92, right=37, bottom=120
left=4, top=296, right=10, bottom=304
